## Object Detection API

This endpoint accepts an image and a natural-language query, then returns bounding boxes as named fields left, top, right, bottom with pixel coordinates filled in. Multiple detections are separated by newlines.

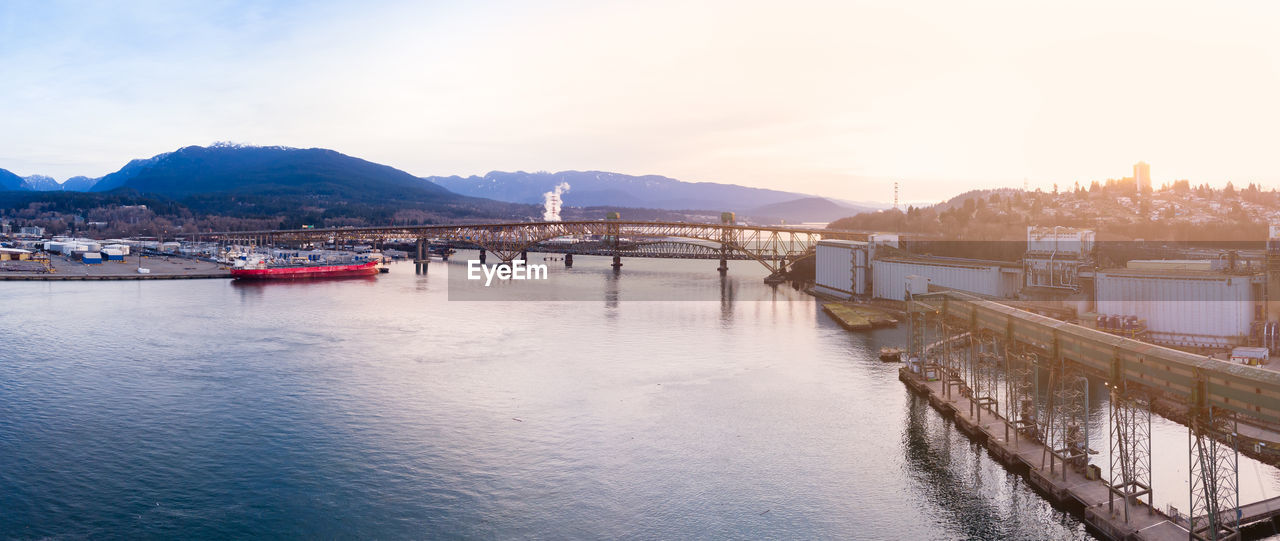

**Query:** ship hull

left=231, top=261, right=380, bottom=280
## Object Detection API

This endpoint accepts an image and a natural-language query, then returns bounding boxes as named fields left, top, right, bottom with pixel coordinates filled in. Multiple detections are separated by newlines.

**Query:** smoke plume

left=542, top=182, right=570, bottom=221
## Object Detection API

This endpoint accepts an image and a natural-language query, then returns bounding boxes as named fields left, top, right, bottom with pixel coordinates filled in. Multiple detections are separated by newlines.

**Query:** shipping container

left=814, top=240, right=868, bottom=299
left=1094, top=269, right=1256, bottom=348
left=102, top=248, right=125, bottom=261
left=82, top=252, right=102, bottom=264
left=872, top=257, right=1023, bottom=300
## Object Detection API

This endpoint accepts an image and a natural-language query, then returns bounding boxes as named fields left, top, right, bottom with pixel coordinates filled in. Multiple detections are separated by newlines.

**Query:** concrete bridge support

left=564, top=253, right=573, bottom=268
left=415, top=238, right=427, bottom=274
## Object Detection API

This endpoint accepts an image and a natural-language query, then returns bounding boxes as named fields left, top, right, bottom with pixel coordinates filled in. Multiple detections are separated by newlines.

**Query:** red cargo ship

left=231, top=260, right=380, bottom=280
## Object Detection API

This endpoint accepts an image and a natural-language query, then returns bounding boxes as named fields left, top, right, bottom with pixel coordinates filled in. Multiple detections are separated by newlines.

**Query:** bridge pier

left=611, top=255, right=622, bottom=270
left=520, top=250, right=528, bottom=262
left=763, top=258, right=787, bottom=284
left=564, top=254, right=573, bottom=267
left=415, top=238, right=426, bottom=274
left=479, top=250, right=486, bottom=264
left=718, top=257, right=728, bottom=273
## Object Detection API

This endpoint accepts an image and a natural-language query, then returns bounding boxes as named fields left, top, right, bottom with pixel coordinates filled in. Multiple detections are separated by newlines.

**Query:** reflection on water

left=0, top=255, right=1245, bottom=538
left=902, top=395, right=1091, bottom=539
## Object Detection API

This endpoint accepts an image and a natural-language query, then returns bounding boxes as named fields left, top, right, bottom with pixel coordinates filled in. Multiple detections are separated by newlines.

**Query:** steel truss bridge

left=909, top=290, right=1280, bottom=540
left=208, top=221, right=866, bottom=276
left=503, top=240, right=760, bottom=260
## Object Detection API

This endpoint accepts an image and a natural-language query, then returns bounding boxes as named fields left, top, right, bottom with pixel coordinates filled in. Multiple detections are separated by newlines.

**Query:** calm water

left=2, top=253, right=1269, bottom=539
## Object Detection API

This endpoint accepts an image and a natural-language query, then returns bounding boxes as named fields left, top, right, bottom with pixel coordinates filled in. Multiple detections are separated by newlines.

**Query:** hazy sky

left=3, top=0, right=1279, bottom=203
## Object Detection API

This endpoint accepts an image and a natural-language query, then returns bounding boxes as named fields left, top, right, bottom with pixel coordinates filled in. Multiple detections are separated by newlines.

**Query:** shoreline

left=0, top=272, right=230, bottom=281
left=1, top=253, right=232, bottom=281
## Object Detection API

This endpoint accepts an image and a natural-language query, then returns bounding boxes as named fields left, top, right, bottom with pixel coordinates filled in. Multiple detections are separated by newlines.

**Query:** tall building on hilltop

left=1134, top=161, right=1151, bottom=192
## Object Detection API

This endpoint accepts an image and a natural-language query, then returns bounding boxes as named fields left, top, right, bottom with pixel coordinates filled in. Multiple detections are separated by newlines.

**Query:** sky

left=2, top=0, right=1279, bottom=204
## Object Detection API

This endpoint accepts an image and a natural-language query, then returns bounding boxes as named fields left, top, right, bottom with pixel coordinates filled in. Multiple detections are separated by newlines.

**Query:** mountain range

left=0, top=144, right=879, bottom=224
left=425, top=170, right=879, bottom=219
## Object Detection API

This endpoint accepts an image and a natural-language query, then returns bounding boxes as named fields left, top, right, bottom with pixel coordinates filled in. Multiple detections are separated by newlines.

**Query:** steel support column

left=1189, top=368, right=1241, bottom=541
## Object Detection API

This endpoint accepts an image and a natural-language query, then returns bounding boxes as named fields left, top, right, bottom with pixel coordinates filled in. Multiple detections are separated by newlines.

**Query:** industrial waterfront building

left=871, top=256, right=1023, bottom=300
left=812, top=240, right=868, bottom=298
left=814, top=224, right=1280, bottom=352
left=1094, top=266, right=1258, bottom=348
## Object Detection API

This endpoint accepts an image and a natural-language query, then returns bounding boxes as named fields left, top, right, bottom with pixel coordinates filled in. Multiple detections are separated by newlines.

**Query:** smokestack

left=542, top=182, right=570, bottom=221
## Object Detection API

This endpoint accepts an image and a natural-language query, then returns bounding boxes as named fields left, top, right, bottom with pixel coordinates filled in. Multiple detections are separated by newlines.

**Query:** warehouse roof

left=878, top=254, right=1022, bottom=269
left=1097, top=267, right=1258, bottom=279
